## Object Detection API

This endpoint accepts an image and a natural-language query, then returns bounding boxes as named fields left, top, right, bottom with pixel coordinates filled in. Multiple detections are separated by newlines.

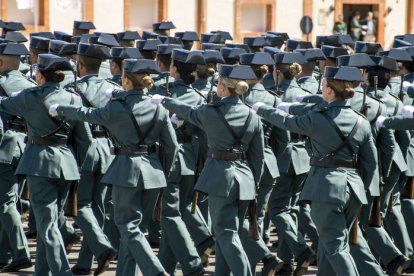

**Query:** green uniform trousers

left=27, top=175, right=72, bottom=276
left=311, top=186, right=360, bottom=276
left=209, top=183, right=252, bottom=276
left=0, top=164, right=30, bottom=263
left=112, top=185, right=166, bottom=276
left=298, top=204, right=319, bottom=249
left=75, top=171, right=114, bottom=269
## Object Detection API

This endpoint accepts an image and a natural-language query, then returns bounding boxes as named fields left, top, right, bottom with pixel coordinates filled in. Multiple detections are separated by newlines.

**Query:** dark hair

left=141, top=50, right=156, bottom=60
left=173, top=60, right=196, bottom=85
left=326, top=79, right=355, bottom=100
left=78, top=55, right=101, bottom=72
left=196, top=63, right=215, bottom=80
left=112, top=58, right=123, bottom=71
left=182, top=41, right=194, bottom=50
left=403, top=61, right=414, bottom=73
left=156, top=54, right=173, bottom=69
left=251, top=64, right=268, bottom=80
left=41, top=70, right=65, bottom=83
left=367, top=68, right=390, bottom=89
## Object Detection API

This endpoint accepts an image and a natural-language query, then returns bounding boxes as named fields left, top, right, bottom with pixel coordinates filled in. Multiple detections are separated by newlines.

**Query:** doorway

left=334, top=0, right=385, bottom=46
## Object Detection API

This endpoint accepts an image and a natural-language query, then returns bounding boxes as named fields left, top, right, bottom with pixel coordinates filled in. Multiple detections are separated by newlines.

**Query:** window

left=1, top=0, right=50, bottom=32
left=234, top=0, right=275, bottom=41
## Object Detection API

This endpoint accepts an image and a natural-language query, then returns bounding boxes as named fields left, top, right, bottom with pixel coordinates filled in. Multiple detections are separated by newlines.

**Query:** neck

left=80, top=71, right=99, bottom=77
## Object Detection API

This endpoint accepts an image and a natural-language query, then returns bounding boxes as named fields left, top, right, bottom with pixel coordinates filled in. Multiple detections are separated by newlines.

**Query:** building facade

left=1, top=0, right=413, bottom=48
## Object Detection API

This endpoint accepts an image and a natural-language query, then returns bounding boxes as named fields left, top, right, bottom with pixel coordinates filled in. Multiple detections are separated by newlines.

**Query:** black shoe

left=197, top=237, right=215, bottom=268
left=1, top=258, right=32, bottom=272
left=272, top=240, right=278, bottom=248
left=263, top=235, right=270, bottom=245
left=387, top=255, right=411, bottom=276
left=293, top=248, right=316, bottom=276
left=25, top=230, right=37, bottom=239
left=65, top=233, right=81, bottom=253
left=94, top=249, right=117, bottom=276
left=0, top=262, right=10, bottom=270
left=262, top=254, right=284, bottom=276
left=276, top=264, right=293, bottom=276
left=186, top=267, right=205, bottom=276
left=71, top=265, right=92, bottom=275
left=149, top=240, right=160, bottom=248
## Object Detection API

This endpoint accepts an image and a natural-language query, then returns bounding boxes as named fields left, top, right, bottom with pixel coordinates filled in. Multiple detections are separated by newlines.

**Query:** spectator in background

left=350, top=11, right=363, bottom=41
left=333, top=14, right=348, bottom=35
left=361, top=11, right=377, bottom=42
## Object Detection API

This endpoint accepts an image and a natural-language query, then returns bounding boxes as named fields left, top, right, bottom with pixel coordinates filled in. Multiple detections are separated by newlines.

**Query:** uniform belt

left=207, top=149, right=246, bottom=161
left=5, top=122, right=26, bottom=133
left=290, top=133, right=304, bottom=141
left=264, top=137, right=270, bottom=146
left=176, top=133, right=192, bottom=143
left=25, top=136, right=68, bottom=146
left=92, top=130, right=107, bottom=138
left=310, top=156, right=356, bottom=169
left=110, top=145, right=157, bottom=156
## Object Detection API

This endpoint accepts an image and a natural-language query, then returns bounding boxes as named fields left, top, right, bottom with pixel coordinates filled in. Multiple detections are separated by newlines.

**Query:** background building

left=1, top=0, right=413, bottom=48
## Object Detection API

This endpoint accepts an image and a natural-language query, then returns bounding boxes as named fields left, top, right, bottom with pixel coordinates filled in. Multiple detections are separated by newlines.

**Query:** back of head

left=326, top=78, right=355, bottom=100
left=173, top=60, right=196, bottom=85
left=251, top=64, right=268, bottom=80
left=196, top=64, right=215, bottom=80
left=124, top=72, right=153, bottom=90
left=367, top=67, right=390, bottom=89
left=279, top=63, right=302, bottom=80
left=78, top=55, right=101, bottom=73
left=220, top=77, right=249, bottom=96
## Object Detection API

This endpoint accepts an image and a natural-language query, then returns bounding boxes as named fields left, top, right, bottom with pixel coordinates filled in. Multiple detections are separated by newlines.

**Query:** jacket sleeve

left=257, top=104, right=314, bottom=136
left=247, top=117, right=265, bottom=185
left=56, top=102, right=112, bottom=126
left=359, top=130, right=380, bottom=194
left=383, top=116, right=414, bottom=130
left=72, top=120, right=93, bottom=166
left=162, top=97, right=206, bottom=129
left=377, top=127, right=396, bottom=178
left=0, top=91, right=27, bottom=116
left=158, top=110, right=179, bottom=176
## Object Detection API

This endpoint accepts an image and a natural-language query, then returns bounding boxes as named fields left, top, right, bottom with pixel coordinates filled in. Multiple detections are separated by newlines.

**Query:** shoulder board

left=21, top=73, right=37, bottom=85
left=352, top=109, right=368, bottom=121
left=389, top=93, right=402, bottom=102
left=365, top=93, right=382, bottom=103
left=266, top=89, right=279, bottom=97
left=299, top=87, right=313, bottom=95
left=64, top=88, right=79, bottom=96
left=105, top=79, right=121, bottom=87
left=314, top=106, right=329, bottom=113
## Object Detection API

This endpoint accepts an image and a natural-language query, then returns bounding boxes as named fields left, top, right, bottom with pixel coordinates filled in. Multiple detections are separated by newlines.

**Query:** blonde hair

left=125, top=72, right=153, bottom=90
left=220, top=77, right=249, bottom=96
left=251, top=64, right=268, bottom=80
left=279, top=63, right=302, bottom=80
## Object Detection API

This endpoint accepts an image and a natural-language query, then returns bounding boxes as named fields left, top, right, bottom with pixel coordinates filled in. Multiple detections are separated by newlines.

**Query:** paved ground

left=3, top=217, right=414, bottom=275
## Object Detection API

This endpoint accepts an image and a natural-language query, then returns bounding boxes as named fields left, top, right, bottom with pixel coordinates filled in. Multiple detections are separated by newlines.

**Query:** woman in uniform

left=151, top=64, right=265, bottom=276
left=0, top=54, right=92, bottom=275
left=50, top=59, right=176, bottom=276
left=252, top=66, right=378, bottom=276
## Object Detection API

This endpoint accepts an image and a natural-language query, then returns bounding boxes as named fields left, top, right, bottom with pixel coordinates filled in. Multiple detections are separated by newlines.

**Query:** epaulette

left=64, top=87, right=79, bottom=96
left=105, top=79, right=121, bottom=87
left=266, top=89, right=279, bottom=97
left=365, top=93, right=382, bottom=103
left=352, top=109, right=368, bottom=121
left=314, top=106, right=329, bottom=112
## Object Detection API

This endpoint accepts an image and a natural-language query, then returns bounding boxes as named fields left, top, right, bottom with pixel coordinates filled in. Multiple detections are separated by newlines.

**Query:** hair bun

left=142, top=75, right=154, bottom=89
left=207, top=67, right=215, bottom=77
left=289, top=63, right=302, bottom=77
left=235, top=81, right=249, bottom=95
left=259, top=65, right=269, bottom=75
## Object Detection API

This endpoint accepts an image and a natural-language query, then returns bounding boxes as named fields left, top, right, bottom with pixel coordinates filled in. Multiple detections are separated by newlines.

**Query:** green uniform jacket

left=384, top=116, right=414, bottom=130
left=0, top=82, right=92, bottom=179
left=242, top=83, right=280, bottom=179
left=99, top=61, right=112, bottom=79
left=257, top=100, right=378, bottom=205
left=151, top=73, right=175, bottom=95
left=297, top=76, right=319, bottom=94
left=56, top=90, right=178, bottom=189
left=0, top=70, right=36, bottom=164
left=65, top=75, right=120, bottom=174
left=277, top=79, right=310, bottom=175
left=163, top=96, right=264, bottom=200
left=367, top=86, right=409, bottom=173
left=388, top=77, right=402, bottom=98
left=169, top=80, right=204, bottom=176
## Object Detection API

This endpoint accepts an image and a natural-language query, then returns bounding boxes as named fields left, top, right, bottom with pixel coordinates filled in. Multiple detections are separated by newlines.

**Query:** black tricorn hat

left=354, top=41, right=383, bottom=55
left=266, top=32, right=289, bottom=42
left=201, top=33, right=225, bottom=44
left=4, top=31, right=27, bottom=43
left=239, top=52, right=274, bottom=65
left=294, top=48, right=326, bottom=62
left=157, top=44, right=183, bottom=55
left=378, top=48, right=412, bottom=62
left=141, top=31, right=159, bottom=40
left=321, top=45, right=348, bottom=59
left=244, top=36, right=267, bottom=47
left=136, top=38, right=162, bottom=51
left=201, top=43, right=225, bottom=51
left=158, top=36, right=183, bottom=45
left=77, top=43, right=111, bottom=60
left=49, top=40, right=77, bottom=56
left=30, top=36, right=50, bottom=51
left=336, top=53, right=375, bottom=68
left=172, top=49, right=205, bottom=64
left=73, top=21, right=96, bottom=30
left=117, top=31, right=140, bottom=41
left=369, top=55, right=399, bottom=71
left=30, top=32, right=55, bottom=40
left=203, top=50, right=225, bottom=64
left=220, top=47, right=247, bottom=62
left=36, top=54, right=72, bottom=71
left=174, top=31, right=200, bottom=42
left=111, top=47, right=143, bottom=59
left=324, top=66, right=364, bottom=82
left=274, top=52, right=306, bottom=65
left=123, top=59, right=161, bottom=74
left=286, top=39, right=313, bottom=50
left=2, top=21, right=25, bottom=32
left=220, top=64, right=257, bottom=80
left=0, top=43, right=29, bottom=56
left=153, top=21, right=176, bottom=31
left=211, top=30, right=233, bottom=41
left=54, top=31, right=73, bottom=43
left=325, top=34, right=355, bottom=47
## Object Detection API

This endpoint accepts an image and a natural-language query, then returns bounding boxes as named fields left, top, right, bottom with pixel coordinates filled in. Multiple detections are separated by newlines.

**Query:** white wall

left=168, top=0, right=197, bottom=34
left=94, top=0, right=124, bottom=32
left=49, top=0, right=83, bottom=33
left=275, top=0, right=304, bottom=40
left=384, top=0, right=407, bottom=48
left=129, top=0, right=157, bottom=31
left=206, top=0, right=234, bottom=36
left=241, top=3, right=266, bottom=32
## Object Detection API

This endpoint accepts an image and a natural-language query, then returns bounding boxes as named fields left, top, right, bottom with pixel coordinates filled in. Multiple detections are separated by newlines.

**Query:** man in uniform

left=73, top=21, right=96, bottom=36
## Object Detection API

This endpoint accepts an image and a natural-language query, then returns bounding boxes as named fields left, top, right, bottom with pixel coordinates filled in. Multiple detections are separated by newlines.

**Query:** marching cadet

left=0, top=54, right=91, bottom=275
left=137, top=38, right=162, bottom=60
left=365, top=57, right=414, bottom=269
left=268, top=52, right=316, bottom=275
left=151, top=64, right=265, bottom=276
left=175, top=31, right=200, bottom=50
left=295, top=48, right=326, bottom=94
left=238, top=52, right=284, bottom=275
left=89, top=33, right=120, bottom=79
left=28, top=36, right=51, bottom=79
left=65, top=43, right=120, bottom=275
left=116, top=31, right=140, bottom=47
left=261, top=47, right=281, bottom=92
left=0, top=21, right=25, bottom=36
left=109, top=47, right=143, bottom=85
left=73, top=21, right=96, bottom=36
left=48, top=40, right=77, bottom=87
left=157, top=49, right=213, bottom=275
left=0, top=43, right=34, bottom=272
left=193, top=50, right=224, bottom=97
left=152, top=44, right=182, bottom=95
left=153, top=21, right=176, bottom=36
left=50, top=58, right=175, bottom=276
left=253, top=66, right=378, bottom=276
left=320, top=45, right=348, bottom=75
